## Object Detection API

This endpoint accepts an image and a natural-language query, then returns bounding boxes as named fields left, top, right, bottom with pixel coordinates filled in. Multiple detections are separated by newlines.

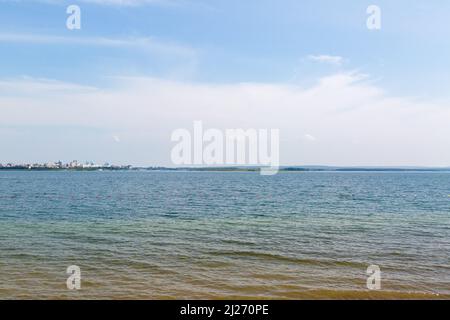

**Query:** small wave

left=208, top=250, right=366, bottom=268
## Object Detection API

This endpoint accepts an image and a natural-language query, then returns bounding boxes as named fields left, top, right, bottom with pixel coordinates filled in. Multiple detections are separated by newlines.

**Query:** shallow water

left=0, top=171, right=449, bottom=299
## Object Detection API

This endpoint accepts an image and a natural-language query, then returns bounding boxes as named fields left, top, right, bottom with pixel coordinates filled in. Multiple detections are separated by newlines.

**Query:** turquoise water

left=0, top=171, right=449, bottom=299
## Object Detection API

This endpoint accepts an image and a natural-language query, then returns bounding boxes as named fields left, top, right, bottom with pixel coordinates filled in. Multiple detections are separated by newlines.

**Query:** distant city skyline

left=0, top=160, right=130, bottom=169
left=1, top=1, right=449, bottom=166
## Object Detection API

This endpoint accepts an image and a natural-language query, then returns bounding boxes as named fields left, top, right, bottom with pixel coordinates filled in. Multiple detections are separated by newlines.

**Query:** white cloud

left=1, top=73, right=449, bottom=166
left=308, top=54, right=344, bottom=66
left=304, top=134, right=316, bottom=142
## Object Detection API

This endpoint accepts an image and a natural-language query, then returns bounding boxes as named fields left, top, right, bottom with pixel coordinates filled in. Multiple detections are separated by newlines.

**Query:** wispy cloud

left=0, top=0, right=186, bottom=6
left=0, top=76, right=98, bottom=94
left=308, top=54, right=344, bottom=66
left=79, top=0, right=171, bottom=5
left=0, top=33, right=196, bottom=57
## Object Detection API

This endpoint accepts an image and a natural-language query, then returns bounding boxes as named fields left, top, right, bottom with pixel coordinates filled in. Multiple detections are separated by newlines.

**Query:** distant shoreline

left=1, top=166, right=449, bottom=172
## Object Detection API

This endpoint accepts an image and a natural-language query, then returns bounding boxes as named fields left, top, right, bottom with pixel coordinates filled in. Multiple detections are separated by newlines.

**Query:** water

left=0, top=171, right=449, bottom=299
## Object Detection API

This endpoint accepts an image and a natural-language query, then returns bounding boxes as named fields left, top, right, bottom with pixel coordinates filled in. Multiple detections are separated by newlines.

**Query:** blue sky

left=1, top=0, right=449, bottom=94
left=1, top=1, right=450, bottom=166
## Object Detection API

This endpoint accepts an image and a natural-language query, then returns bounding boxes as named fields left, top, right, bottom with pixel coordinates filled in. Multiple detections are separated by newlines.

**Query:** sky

left=0, top=0, right=449, bottom=166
